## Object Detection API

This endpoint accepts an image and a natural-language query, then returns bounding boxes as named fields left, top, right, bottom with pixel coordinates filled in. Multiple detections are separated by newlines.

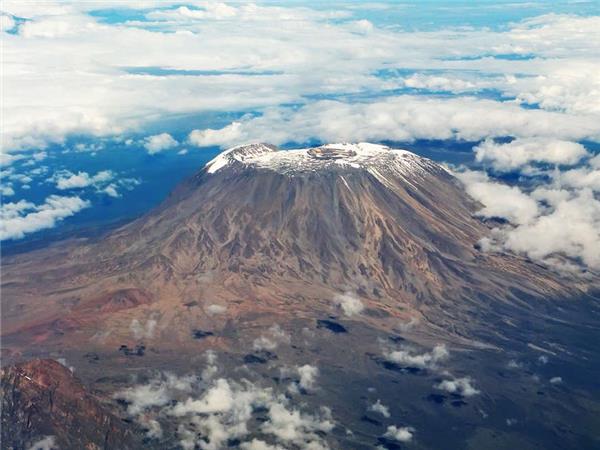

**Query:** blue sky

left=1, top=0, right=600, bottom=269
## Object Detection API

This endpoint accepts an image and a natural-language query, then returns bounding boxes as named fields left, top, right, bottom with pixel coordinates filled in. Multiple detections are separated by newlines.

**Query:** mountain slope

left=0, top=143, right=588, bottom=354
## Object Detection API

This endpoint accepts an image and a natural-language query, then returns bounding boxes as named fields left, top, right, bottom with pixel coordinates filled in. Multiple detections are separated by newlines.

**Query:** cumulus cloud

left=3, top=5, right=600, bottom=153
left=333, top=291, right=364, bottom=317
left=502, top=189, right=600, bottom=269
left=455, top=169, right=539, bottom=225
left=240, top=440, right=283, bottom=450
left=474, top=138, right=589, bottom=172
left=383, top=425, right=414, bottom=443
left=187, top=97, right=600, bottom=150
left=397, top=317, right=419, bottom=333
left=188, top=122, right=243, bottom=148
left=26, top=436, right=57, bottom=450
left=253, top=324, right=290, bottom=351
left=295, top=364, right=319, bottom=392
left=116, top=358, right=334, bottom=449
left=115, top=371, right=197, bottom=416
left=54, top=170, right=113, bottom=190
left=0, top=195, right=90, bottom=240
left=206, top=304, right=227, bottom=315
left=457, top=152, right=600, bottom=271
left=384, top=344, right=449, bottom=370
left=143, top=133, right=178, bottom=154
left=434, top=376, right=480, bottom=397
left=130, top=318, right=157, bottom=340
left=550, top=376, right=563, bottom=384
left=1, top=185, right=15, bottom=196
left=369, top=399, right=391, bottom=418
left=473, top=186, right=600, bottom=270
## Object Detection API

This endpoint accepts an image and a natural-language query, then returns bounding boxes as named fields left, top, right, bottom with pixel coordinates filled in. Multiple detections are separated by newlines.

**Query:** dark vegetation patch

left=316, top=319, right=347, bottom=333
left=426, top=393, right=446, bottom=404
left=243, top=351, right=278, bottom=364
left=364, top=308, right=390, bottom=318
left=378, top=359, right=424, bottom=375
left=192, top=329, right=214, bottom=339
left=119, top=344, right=145, bottom=356
left=361, top=415, right=382, bottom=426
left=376, top=438, right=403, bottom=450
left=84, top=352, right=100, bottom=363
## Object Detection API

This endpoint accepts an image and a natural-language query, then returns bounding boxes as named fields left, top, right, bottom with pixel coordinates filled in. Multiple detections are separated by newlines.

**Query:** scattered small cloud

left=550, top=376, right=563, bottom=384
left=474, top=138, right=589, bottom=172
left=383, top=344, right=449, bottom=370
left=117, top=364, right=334, bottom=450
left=206, top=304, right=227, bottom=316
left=253, top=324, right=290, bottom=351
left=383, top=425, right=414, bottom=443
left=26, top=436, right=57, bottom=450
left=397, top=317, right=419, bottom=332
left=54, top=170, right=114, bottom=190
left=144, top=133, right=178, bottom=154
left=456, top=169, right=539, bottom=225
left=507, top=359, right=523, bottom=369
left=333, top=291, right=364, bottom=317
left=0, top=195, right=90, bottom=240
left=130, top=318, right=157, bottom=340
left=369, top=399, right=391, bottom=418
left=434, top=376, right=480, bottom=397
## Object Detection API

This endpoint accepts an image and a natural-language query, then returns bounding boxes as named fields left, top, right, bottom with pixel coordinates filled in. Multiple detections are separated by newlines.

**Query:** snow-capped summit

left=205, top=142, right=440, bottom=177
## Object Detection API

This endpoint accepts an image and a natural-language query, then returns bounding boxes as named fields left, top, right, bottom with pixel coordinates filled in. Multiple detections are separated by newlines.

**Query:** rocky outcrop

left=1, top=359, right=139, bottom=449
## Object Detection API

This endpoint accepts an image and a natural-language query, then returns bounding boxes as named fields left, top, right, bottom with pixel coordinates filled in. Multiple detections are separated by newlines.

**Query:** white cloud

left=3, top=6, right=600, bottom=154
left=397, top=317, right=419, bottom=332
left=240, top=440, right=283, bottom=450
left=458, top=162, right=600, bottom=270
left=383, top=425, right=414, bottom=443
left=502, top=189, right=600, bottom=269
left=206, top=304, right=227, bottom=315
left=550, top=376, right=563, bottom=384
left=456, top=169, right=539, bottom=225
left=1, top=185, right=15, bottom=196
left=369, top=399, right=391, bottom=418
left=187, top=97, right=600, bottom=149
left=188, top=122, right=243, bottom=148
left=0, top=195, right=90, bottom=240
left=474, top=138, right=589, bottom=171
left=116, top=363, right=334, bottom=450
left=556, top=166, right=600, bottom=191
left=102, top=184, right=120, bottom=198
left=252, top=324, right=290, bottom=351
left=115, top=371, right=197, bottom=416
left=130, top=318, right=157, bottom=340
left=54, top=170, right=114, bottom=190
left=333, top=291, right=364, bottom=317
left=297, top=364, right=319, bottom=391
left=0, top=152, right=25, bottom=166
left=262, top=402, right=333, bottom=448
left=384, top=344, right=449, bottom=369
left=435, top=376, right=480, bottom=397
left=26, top=436, right=57, bottom=450
left=144, top=133, right=178, bottom=154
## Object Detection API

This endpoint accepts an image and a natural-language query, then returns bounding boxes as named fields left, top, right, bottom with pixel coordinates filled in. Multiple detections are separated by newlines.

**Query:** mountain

left=2, top=143, right=599, bottom=450
left=0, top=143, right=586, bottom=354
